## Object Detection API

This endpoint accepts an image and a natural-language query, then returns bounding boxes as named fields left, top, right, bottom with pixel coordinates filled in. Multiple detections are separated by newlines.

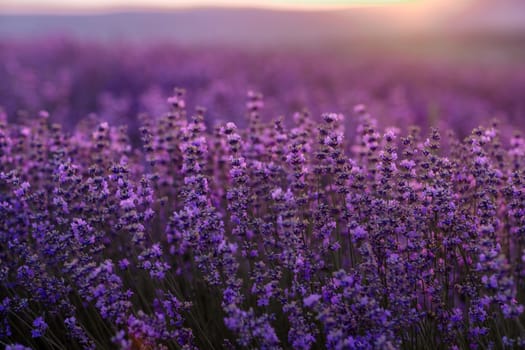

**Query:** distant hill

left=0, top=2, right=524, bottom=47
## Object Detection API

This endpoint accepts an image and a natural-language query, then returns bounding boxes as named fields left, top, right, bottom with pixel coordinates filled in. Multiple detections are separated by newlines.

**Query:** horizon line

left=0, top=1, right=419, bottom=15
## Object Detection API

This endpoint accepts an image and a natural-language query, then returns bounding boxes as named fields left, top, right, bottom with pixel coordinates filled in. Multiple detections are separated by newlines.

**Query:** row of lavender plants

left=1, top=90, right=525, bottom=349
left=2, top=39, right=525, bottom=138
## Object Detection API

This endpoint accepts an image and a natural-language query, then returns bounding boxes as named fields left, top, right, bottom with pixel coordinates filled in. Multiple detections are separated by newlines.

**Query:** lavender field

left=2, top=3, right=525, bottom=349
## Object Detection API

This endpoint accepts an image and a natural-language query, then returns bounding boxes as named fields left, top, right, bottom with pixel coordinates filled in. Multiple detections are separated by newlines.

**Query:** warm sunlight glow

left=379, top=0, right=466, bottom=29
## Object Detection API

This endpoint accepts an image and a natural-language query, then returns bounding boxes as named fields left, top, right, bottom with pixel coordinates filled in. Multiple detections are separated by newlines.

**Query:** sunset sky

left=0, top=0, right=454, bottom=13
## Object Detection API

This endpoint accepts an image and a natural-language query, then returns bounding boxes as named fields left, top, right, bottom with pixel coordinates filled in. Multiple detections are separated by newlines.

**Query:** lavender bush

left=1, top=37, right=525, bottom=349
left=1, top=83, right=525, bottom=349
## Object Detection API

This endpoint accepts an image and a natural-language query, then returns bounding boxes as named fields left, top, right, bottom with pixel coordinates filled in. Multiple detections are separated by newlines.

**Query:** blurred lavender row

left=1, top=38, right=524, bottom=141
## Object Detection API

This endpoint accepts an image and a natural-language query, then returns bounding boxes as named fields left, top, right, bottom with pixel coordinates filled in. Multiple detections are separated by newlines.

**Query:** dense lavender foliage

left=1, top=39, right=525, bottom=349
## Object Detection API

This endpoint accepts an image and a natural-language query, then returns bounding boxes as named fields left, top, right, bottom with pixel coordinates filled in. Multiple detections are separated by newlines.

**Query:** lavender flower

left=31, top=316, right=48, bottom=338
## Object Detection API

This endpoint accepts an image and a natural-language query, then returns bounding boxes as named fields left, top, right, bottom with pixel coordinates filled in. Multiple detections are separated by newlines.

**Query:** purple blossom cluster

left=1, top=85, right=525, bottom=349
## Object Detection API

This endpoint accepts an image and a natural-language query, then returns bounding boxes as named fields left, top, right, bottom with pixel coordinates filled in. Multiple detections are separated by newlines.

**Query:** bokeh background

left=1, top=0, right=524, bottom=139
